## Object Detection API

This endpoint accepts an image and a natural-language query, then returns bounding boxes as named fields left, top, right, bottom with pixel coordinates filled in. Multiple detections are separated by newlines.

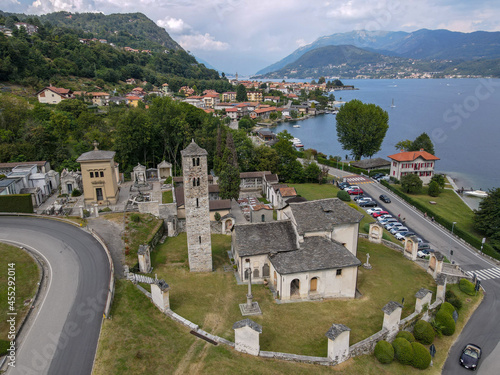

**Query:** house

left=251, top=106, right=277, bottom=119
left=161, top=83, right=171, bottom=95
left=262, top=173, right=279, bottom=196
left=88, top=92, right=110, bottom=106
left=267, top=184, right=288, bottom=208
left=277, top=187, right=297, bottom=208
left=250, top=204, right=273, bottom=223
left=14, top=22, right=38, bottom=35
left=247, top=92, right=263, bottom=102
left=240, top=171, right=269, bottom=191
left=350, top=158, right=391, bottom=173
left=202, top=93, right=220, bottom=109
left=231, top=198, right=364, bottom=301
left=222, top=92, right=237, bottom=102
left=256, top=130, right=276, bottom=142
left=264, top=96, right=281, bottom=104
left=388, top=149, right=440, bottom=184
left=126, top=95, right=142, bottom=107
left=184, top=96, right=205, bottom=108
left=225, top=107, right=239, bottom=120
left=37, top=86, right=73, bottom=104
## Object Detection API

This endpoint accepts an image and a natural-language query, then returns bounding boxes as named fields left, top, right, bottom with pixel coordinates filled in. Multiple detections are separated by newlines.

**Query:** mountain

left=256, top=29, right=500, bottom=75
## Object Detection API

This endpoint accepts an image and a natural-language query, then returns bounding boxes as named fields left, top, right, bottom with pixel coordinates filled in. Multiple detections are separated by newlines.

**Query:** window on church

left=100, top=171, right=104, bottom=177
left=193, top=178, right=196, bottom=187
left=199, top=236, right=201, bottom=244
left=261, top=214, right=265, bottom=222
left=90, top=172, right=94, bottom=178
left=192, top=158, right=196, bottom=167
left=336, top=269, right=342, bottom=276
left=196, top=157, right=200, bottom=166
left=196, top=198, right=199, bottom=207
left=197, top=178, right=200, bottom=186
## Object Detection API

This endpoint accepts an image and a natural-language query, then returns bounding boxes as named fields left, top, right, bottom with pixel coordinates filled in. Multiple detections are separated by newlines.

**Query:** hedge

left=337, top=190, right=351, bottom=202
left=0, top=194, right=33, bottom=213
left=396, top=331, right=415, bottom=343
left=439, top=302, right=456, bottom=316
left=374, top=340, right=394, bottom=364
left=411, top=342, right=432, bottom=369
left=413, top=320, right=435, bottom=345
left=435, top=310, right=456, bottom=336
left=392, top=337, right=414, bottom=365
left=459, top=278, right=476, bottom=295
left=380, top=180, right=500, bottom=260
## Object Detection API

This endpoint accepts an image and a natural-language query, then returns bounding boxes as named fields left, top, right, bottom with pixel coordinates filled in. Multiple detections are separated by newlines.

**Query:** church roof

left=233, top=220, right=298, bottom=257
left=269, top=237, right=361, bottom=275
left=288, top=198, right=363, bottom=234
left=76, top=149, right=115, bottom=162
left=181, top=140, right=208, bottom=156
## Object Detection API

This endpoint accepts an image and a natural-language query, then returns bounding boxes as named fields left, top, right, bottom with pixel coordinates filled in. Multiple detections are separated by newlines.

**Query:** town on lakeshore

left=1, top=7, right=500, bottom=375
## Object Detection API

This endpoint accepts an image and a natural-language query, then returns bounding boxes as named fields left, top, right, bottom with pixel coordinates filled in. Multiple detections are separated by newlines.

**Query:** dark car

left=338, top=182, right=351, bottom=190
left=379, top=194, right=391, bottom=203
left=359, top=200, right=378, bottom=207
left=372, top=173, right=385, bottom=180
left=418, top=242, right=431, bottom=251
left=460, top=343, right=481, bottom=370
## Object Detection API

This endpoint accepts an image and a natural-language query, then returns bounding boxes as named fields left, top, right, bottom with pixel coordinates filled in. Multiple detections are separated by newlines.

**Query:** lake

left=263, top=78, right=500, bottom=191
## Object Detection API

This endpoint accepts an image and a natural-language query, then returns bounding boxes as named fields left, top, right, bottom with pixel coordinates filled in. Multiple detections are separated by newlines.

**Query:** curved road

left=0, top=217, right=110, bottom=375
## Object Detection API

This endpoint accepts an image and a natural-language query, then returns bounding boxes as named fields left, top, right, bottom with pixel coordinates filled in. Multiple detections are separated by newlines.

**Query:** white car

left=377, top=214, right=393, bottom=222
left=380, top=218, right=396, bottom=225
left=395, top=232, right=415, bottom=240
left=386, top=222, right=402, bottom=230
left=344, top=185, right=360, bottom=192
left=367, top=207, right=383, bottom=214
left=391, top=226, right=408, bottom=235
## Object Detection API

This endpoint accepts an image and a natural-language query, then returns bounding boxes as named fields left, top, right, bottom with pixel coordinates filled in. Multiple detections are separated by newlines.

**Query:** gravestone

left=138, top=244, right=152, bottom=273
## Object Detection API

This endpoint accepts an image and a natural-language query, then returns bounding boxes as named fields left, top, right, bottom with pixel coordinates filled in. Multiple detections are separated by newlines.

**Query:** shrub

left=459, top=278, right=475, bottom=295
left=392, top=337, right=414, bottom=365
left=435, top=310, right=456, bottom=336
left=411, top=342, right=432, bottom=369
left=448, top=297, right=463, bottom=311
left=374, top=340, right=394, bottom=364
left=0, top=339, right=9, bottom=356
left=99, top=207, right=112, bottom=213
left=214, top=212, right=221, bottom=222
left=430, top=319, right=445, bottom=338
left=413, top=320, right=435, bottom=345
left=337, top=190, right=351, bottom=202
left=165, top=176, right=172, bottom=184
left=130, top=213, right=141, bottom=223
left=71, top=188, right=82, bottom=197
left=428, top=181, right=440, bottom=197
left=439, top=302, right=456, bottom=316
left=445, top=290, right=456, bottom=300
left=396, top=331, right=415, bottom=343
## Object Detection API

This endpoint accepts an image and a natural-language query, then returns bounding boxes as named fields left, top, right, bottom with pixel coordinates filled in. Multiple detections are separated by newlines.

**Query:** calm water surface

left=264, top=78, right=500, bottom=191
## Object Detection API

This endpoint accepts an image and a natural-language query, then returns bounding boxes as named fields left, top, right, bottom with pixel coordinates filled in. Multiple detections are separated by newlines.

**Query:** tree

left=428, top=180, right=441, bottom=197
left=395, top=139, right=412, bottom=151
left=401, top=173, right=423, bottom=194
left=410, top=132, right=435, bottom=155
left=218, top=132, right=240, bottom=200
left=336, top=99, right=389, bottom=160
left=238, top=117, right=254, bottom=132
left=304, top=162, right=322, bottom=182
left=474, top=187, right=500, bottom=250
left=431, top=173, right=446, bottom=189
left=236, top=84, right=247, bottom=102
left=318, top=76, right=326, bottom=84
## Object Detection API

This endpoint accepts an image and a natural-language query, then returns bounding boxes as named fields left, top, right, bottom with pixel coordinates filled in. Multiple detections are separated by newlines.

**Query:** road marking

left=466, top=268, right=500, bottom=280
left=344, top=176, right=374, bottom=184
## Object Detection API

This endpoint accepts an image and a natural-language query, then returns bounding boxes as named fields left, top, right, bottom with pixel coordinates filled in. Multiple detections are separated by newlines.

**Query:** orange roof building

left=388, top=149, right=440, bottom=184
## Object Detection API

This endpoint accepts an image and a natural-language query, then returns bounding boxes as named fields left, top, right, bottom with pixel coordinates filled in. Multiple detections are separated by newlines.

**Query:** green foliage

left=303, top=162, right=322, bottom=183
left=445, top=291, right=463, bottom=311
left=335, top=99, right=389, bottom=160
left=474, top=187, right=500, bottom=251
left=439, top=302, right=456, bottom=316
left=238, top=117, right=254, bottom=132
left=431, top=173, right=446, bottom=189
left=130, top=213, right=141, bottom=223
left=413, top=320, right=435, bottom=345
left=71, top=188, right=82, bottom=197
left=400, top=173, right=423, bottom=194
left=218, top=132, right=240, bottom=200
left=99, top=207, right=112, bottom=213
left=236, top=84, right=247, bottom=102
left=0, top=339, right=9, bottom=356
left=0, top=194, right=33, bottom=213
left=396, top=331, right=415, bottom=343
left=459, top=278, right=476, bottom=296
left=411, top=342, right=432, bottom=369
left=395, top=139, right=412, bottom=151
left=214, top=212, right=221, bottom=222
left=392, top=337, right=414, bottom=365
left=337, top=190, right=351, bottom=202
left=428, top=180, right=441, bottom=197
left=435, top=310, right=456, bottom=336
left=165, top=176, right=172, bottom=184
left=374, top=340, right=394, bottom=364
left=410, top=132, right=435, bottom=155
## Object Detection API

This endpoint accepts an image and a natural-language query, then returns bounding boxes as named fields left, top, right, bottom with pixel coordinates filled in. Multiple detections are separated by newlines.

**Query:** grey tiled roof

left=269, top=237, right=361, bottom=274
left=350, top=157, right=391, bottom=169
left=76, top=150, right=115, bottom=162
left=415, top=288, right=432, bottom=299
left=325, top=324, right=350, bottom=340
left=240, top=171, right=269, bottom=178
left=233, top=319, right=262, bottom=333
left=434, top=251, right=445, bottom=261
left=382, top=301, right=403, bottom=315
left=436, top=273, right=447, bottom=285
left=288, top=198, right=364, bottom=234
left=180, top=140, right=208, bottom=156
left=234, top=220, right=298, bottom=257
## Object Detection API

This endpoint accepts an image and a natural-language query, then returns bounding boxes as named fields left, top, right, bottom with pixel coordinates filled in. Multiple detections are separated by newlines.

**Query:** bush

left=445, top=290, right=456, bottom=300
left=337, top=190, right=351, bottom=202
left=411, top=342, right=432, bottom=369
left=99, top=207, right=112, bottom=213
left=374, top=340, right=394, bottom=364
left=214, top=211, right=221, bottom=222
left=459, top=278, right=475, bottom=295
left=428, top=181, right=440, bottom=197
left=71, top=188, right=82, bottom=197
left=130, top=213, right=141, bottom=223
left=396, top=331, right=415, bottom=343
left=435, top=310, right=456, bottom=336
left=165, top=176, right=172, bottom=184
left=392, top=337, right=414, bottom=365
left=0, top=339, right=9, bottom=356
left=413, top=320, right=435, bottom=345
left=401, top=173, right=422, bottom=194
left=447, top=297, right=463, bottom=311
left=439, top=302, right=456, bottom=316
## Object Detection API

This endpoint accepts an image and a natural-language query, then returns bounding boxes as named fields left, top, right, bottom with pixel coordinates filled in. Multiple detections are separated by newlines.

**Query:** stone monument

left=233, top=319, right=262, bottom=356
left=239, top=258, right=262, bottom=316
left=138, top=244, right=152, bottom=273
left=368, top=222, right=383, bottom=243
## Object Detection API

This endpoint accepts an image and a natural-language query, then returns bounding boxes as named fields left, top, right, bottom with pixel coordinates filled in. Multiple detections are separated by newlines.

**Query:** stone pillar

left=151, top=279, right=170, bottom=312
left=138, top=244, right=152, bottom=273
left=94, top=204, right=99, bottom=217
left=326, top=324, right=351, bottom=364
left=404, top=235, right=418, bottom=261
left=427, top=252, right=444, bottom=279
left=233, top=319, right=262, bottom=356
left=79, top=205, right=84, bottom=219
left=414, top=288, right=432, bottom=313
left=167, top=220, right=175, bottom=237
left=382, top=301, right=403, bottom=332
left=436, top=274, right=447, bottom=302
left=369, top=222, right=383, bottom=244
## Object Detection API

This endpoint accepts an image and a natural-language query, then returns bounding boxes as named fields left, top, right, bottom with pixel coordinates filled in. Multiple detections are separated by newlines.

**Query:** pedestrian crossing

left=466, top=267, right=500, bottom=281
left=344, top=175, right=374, bottom=184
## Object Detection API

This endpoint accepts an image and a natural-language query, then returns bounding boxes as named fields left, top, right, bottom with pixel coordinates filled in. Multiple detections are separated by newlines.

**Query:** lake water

left=263, top=78, right=500, bottom=191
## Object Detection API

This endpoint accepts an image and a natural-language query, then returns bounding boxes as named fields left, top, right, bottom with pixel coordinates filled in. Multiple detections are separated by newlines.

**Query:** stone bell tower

left=181, top=140, right=213, bottom=272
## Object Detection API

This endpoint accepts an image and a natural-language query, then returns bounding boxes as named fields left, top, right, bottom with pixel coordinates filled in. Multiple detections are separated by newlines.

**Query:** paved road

left=0, top=217, right=110, bottom=375
left=327, top=167, right=500, bottom=373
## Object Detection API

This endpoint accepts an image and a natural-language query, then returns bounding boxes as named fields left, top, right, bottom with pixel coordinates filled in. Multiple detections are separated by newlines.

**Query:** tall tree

left=474, top=188, right=500, bottom=251
left=401, top=173, right=423, bottom=194
left=395, top=139, right=412, bottom=151
left=219, top=132, right=240, bottom=200
left=410, top=132, right=435, bottom=155
left=236, top=84, right=247, bottom=102
left=273, top=130, right=303, bottom=182
left=336, top=99, right=389, bottom=160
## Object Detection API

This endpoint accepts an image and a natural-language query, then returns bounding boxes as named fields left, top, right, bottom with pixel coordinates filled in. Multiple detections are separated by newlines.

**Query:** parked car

left=360, top=200, right=377, bottom=207
left=372, top=173, right=385, bottom=180
left=379, top=194, right=391, bottom=203
left=353, top=195, right=369, bottom=202
left=348, top=188, right=364, bottom=195
left=367, top=207, right=382, bottom=214
left=385, top=222, right=402, bottom=230
left=338, top=182, right=351, bottom=190
left=417, top=249, right=430, bottom=258
left=418, top=242, right=431, bottom=251
left=380, top=218, right=397, bottom=226
left=391, top=226, right=409, bottom=235
left=345, top=185, right=360, bottom=192
left=377, top=214, right=392, bottom=221
left=459, top=343, right=482, bottom=370
left=373, top=211, right=389, bottom=218
left=395, top=231, right=416, bottom=240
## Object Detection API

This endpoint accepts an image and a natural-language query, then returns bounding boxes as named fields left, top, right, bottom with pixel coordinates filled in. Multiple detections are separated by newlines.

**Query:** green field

left=162, top=190, right=173, bottom=204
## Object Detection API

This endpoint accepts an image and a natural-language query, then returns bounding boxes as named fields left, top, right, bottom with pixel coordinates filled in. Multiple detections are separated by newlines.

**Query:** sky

left=2, top=0, right=500, bottom=75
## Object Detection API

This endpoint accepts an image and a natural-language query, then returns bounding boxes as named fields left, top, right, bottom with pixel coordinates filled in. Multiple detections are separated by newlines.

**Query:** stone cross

left=246, top=259, right=253, bottom=307
left=366, top=253, right=370, bottom=266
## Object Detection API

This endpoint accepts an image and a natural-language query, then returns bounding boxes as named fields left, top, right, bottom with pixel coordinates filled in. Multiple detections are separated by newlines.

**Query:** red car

left=348, top=188, right=364, bottom=195
left=372, top=210, right=389, bottom=218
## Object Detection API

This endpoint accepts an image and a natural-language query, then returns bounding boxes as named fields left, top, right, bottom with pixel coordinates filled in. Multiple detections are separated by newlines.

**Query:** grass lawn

left=162, top=190, right=173, bottom=204
left=0, top=243, right=40, bottom=354
left=289, top=182, right=340, bottom=200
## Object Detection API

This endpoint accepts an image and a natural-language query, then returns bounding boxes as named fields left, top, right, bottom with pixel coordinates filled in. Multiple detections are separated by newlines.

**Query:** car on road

left=373, top=211, right=389, bottom=218
left=459, top=343, right=481, bottom=370
left=391, top=226, right=409, bottom=235
left=359, top=200, right=377, bottom=207
left=348, top=188, right=364, bottom=195
left=417, top=249, right=430, bottom=258
left=367, top=207, right=383, bottom=215
left=385, top=222, right=403, bottom=230
left=380, top=218, right=397, bottom=226
left=418, top=242, right=431, bottom=251
left=338, top=182, right=351, bottom=190
left=372, top=173, right=385, bottom=180
left=395, top=231, right=416, bottom=240
left=344, top=185, right=360, bottom=192
left=379, top=194, right=391, bottom=203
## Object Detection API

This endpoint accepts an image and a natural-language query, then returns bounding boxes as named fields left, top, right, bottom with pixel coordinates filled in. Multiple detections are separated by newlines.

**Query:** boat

left=463, top=190, right=488, bottom=198
left=291, top=137, right=301, bottom=144
left=390, top=99, right=396, bottom=108
left=294, top=143, right=304, bottom=148
left=292, top=124, right=300, bottom=128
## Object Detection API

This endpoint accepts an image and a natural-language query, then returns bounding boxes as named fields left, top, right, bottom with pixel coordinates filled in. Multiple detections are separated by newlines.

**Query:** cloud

left=156, top=17, right=191, bottom=34
left=296, top=38, right=308, bottom=47
left=28, top=0, right=96, bottom=14
left=178, top=33, right=229, bottom=51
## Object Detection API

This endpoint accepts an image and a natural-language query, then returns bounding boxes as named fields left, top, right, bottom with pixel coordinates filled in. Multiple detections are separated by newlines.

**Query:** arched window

left=253, top=269, right=259, bottom=278
left=193, top=178, right=196, bottom=187
left=196, top=157, right=200, bottom=166
left=192, top=158, right=196, bottom=167
left=262, top=264, right=270, bottom=277
left=261, top=214, right=266, bottom=222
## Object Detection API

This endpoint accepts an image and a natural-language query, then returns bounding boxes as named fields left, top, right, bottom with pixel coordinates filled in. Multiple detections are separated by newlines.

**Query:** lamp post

left=245, top=258, right=253, bottom=308
left=450, top=221, right=457, bottom=263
